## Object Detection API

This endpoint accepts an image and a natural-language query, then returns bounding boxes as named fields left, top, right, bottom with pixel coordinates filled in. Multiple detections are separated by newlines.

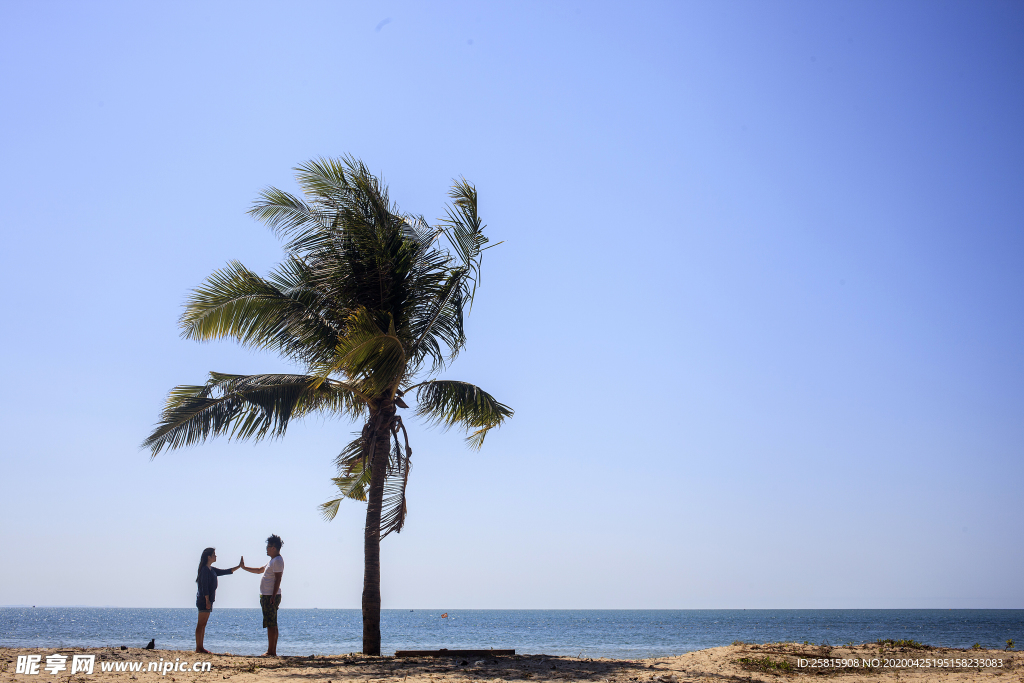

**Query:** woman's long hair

left=196, top=547, right=215, bottom=584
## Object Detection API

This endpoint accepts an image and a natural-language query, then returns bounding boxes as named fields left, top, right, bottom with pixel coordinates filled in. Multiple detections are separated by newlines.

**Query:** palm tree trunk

left=361, top=407, right=392, bottom=656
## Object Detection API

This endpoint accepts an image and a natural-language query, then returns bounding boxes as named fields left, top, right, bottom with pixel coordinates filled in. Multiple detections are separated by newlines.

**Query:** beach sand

left=2, top=643, right=1021, bottom=683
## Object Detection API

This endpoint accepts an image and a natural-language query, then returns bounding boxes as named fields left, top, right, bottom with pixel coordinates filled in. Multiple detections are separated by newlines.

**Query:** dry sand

left=3, top=643, right=1021, bottom=683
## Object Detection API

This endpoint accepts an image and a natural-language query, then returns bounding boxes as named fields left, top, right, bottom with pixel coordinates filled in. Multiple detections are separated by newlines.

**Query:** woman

left=195, top=548, right=241, bottom=654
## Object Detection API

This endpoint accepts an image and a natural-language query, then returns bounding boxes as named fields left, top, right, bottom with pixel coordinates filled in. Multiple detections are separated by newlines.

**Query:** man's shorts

left=260, top=594, right=281, bottom=629
left=196, top=597, right=212, bottom=613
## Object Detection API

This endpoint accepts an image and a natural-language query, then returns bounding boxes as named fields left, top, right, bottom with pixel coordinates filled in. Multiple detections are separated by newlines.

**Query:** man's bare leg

left=262, top=626, right=278, bottom=657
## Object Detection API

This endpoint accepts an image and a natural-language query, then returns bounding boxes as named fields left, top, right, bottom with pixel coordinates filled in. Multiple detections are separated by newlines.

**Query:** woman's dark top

left=196, top=566, right=234, bottom=605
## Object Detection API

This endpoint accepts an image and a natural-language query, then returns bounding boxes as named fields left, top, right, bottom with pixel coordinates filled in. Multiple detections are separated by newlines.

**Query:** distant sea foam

left=1, top=609, right=1022, bottom=658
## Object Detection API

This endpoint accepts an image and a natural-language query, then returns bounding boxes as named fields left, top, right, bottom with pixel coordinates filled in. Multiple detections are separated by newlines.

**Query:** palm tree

left=143, top=157, right=512, bottom=655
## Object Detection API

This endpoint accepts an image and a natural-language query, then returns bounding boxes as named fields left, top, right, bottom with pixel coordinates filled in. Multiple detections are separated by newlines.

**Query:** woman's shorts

left=196, top=597, right=212, bottom=613
left=259, top=594, right=281, bottom=628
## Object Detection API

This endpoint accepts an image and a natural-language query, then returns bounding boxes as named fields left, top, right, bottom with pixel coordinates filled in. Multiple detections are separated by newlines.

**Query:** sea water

left=1, top=609, right=1022, bottom=658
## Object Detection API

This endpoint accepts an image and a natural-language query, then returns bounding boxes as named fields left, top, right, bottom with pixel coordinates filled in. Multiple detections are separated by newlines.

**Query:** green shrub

left=877, top=639, right=928, bottom=649
left=737, top=656, right=793, bottom=673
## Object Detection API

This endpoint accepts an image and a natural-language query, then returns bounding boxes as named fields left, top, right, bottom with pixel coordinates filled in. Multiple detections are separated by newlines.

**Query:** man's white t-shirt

left=260, top=556, right=284, bottom=595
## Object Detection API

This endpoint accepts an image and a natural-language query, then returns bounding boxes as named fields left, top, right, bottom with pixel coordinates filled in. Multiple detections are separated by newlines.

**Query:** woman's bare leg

left=195, top=611, right=211, bottom=653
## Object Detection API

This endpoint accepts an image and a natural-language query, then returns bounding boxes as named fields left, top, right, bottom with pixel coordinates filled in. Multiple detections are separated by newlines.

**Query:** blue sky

left=1, top=0, right=1022, bottom=609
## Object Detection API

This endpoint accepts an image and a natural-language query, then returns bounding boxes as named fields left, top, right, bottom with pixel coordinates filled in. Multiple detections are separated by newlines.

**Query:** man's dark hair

left=266, top=534, right=283, bottom=550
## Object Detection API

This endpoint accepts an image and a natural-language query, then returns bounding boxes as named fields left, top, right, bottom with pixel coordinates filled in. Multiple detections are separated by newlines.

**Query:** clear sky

left=1, top=0, right=1022, bottom=610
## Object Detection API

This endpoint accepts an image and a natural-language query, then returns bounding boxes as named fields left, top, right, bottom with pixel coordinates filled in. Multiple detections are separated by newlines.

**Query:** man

left=240, top=534, right=284, bottom=656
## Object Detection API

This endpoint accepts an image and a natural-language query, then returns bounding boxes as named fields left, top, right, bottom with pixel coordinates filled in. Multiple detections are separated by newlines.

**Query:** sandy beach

left=3, top=643, right=1020, bottom=683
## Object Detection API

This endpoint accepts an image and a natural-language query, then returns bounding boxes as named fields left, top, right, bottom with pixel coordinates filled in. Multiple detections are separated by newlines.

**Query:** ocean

left=1, top=609, right=1021, bottom=659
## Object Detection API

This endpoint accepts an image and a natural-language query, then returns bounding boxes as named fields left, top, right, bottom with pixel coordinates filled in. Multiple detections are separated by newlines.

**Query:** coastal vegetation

left=143, top=156, right=512, bottom=655
left=735, top=655, right=793, bottom=672
left=876, top=638, right=929, bottom=649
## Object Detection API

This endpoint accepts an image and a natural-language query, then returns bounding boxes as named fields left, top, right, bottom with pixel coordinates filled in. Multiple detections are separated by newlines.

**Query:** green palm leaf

left=248, top=186, right=336, bottom=254
left=180, top=259, right=339, bottom=365
left=379, top=435, right=411, bottom=538
left=410, top=379, right=513, bottom=449
left=321, top=455, right=372, bottom=520
left=312, top=307, right=407, bottom=395
left=143, top=373, right=367, bottom=456
left=437, top=179, right=495, bottom=309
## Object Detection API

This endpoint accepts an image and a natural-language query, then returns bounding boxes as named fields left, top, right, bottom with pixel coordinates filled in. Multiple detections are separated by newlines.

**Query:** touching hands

left=239, top=556, right=266, bottom=574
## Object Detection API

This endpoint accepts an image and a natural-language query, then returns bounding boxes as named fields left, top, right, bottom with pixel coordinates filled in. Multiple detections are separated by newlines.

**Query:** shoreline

left=3, top=643, right=1021, bottom=682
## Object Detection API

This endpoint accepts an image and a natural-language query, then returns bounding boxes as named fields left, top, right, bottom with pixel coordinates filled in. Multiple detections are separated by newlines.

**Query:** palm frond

left=437, top=179, right=490, bottom=309
left=180, top=259, right=339, bottom=364
left=411, top=380, right=513, bottom=449
left=464, top=426, right=492, bottom=450
left=320, top=432, right=373, bottom=521
left=379, top=429, right=412, bottom=538
left=248, top=187, right=334, bottom=254
left=403, top=214, right=443, bottom=252
left=332, top=430, right=368, bottom=470
left=314, top=307, right=407, bottom=395
left=294, top=156, right=360, bottom=203
left=143, top=373, right=367, bottom=456
left=407, top=267, right=467, bottom=370
left=322, top=427, right=412, bottom=535
left=321, top=464, right=371, bottom=520
left=318, top=497, right=344, bottom=522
